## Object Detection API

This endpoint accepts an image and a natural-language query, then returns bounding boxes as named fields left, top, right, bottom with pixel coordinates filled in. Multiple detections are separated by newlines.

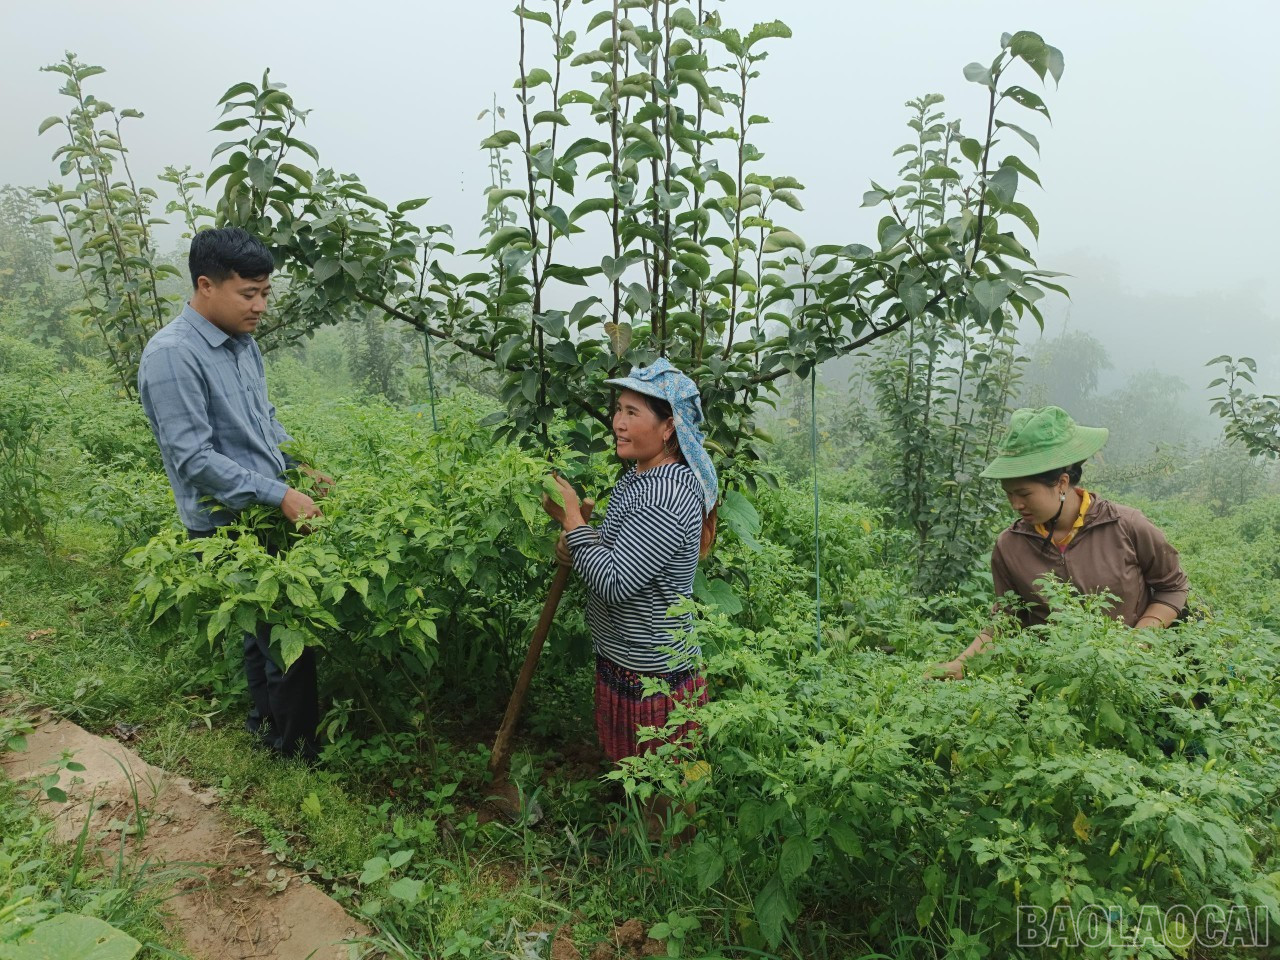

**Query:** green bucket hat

left=980, top=406, right=1109, bottom=480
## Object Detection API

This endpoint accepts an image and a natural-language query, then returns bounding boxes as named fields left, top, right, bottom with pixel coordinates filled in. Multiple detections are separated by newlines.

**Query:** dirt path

left=1, top=707, right=370, bottom=960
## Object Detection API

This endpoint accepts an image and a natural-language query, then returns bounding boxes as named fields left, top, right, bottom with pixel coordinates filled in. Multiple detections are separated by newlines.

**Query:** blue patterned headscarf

left=606, top=358, right=718, bottom=516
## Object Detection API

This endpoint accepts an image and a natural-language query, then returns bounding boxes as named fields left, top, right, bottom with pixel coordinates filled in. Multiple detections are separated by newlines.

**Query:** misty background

left=2, top=0, right=1277, bottom=435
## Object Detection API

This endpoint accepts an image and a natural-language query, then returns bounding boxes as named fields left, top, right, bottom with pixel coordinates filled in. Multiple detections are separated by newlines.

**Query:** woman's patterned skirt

left=594, top=653, right=707, bottom=763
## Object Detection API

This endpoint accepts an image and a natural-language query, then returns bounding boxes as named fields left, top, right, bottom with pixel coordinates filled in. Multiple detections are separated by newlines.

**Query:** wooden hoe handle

left=488, top=498, right=595, bottom=778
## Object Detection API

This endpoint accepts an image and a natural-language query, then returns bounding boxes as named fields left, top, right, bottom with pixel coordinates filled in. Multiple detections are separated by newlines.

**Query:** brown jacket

left=990, top=495, right=1189, bottom=628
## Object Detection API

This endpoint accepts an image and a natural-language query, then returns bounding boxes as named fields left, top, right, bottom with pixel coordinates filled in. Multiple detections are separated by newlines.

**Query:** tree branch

left=354, top=292, right=496, bottom=362
left=747, top=289, right=946, bottom=386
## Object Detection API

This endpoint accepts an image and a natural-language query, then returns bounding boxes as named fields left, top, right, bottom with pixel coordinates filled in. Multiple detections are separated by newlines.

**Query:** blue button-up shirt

left=138, top=303, right=293, bottom=531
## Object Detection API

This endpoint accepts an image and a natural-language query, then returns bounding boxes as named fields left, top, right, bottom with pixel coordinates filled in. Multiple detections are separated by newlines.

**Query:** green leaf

left=987, top=165, right=1018, bottom=204
left=314, top=259, right=341, bottom=284
left=971, top=278, right=1012, bottom=318
left=1097, top=699, right=1125, bottom=734
left=994, top=120, right=1040, bottom=155
left=674, top=69, right=715, bottom=103
left=957, top=140, right=983, bottom=170
left=753, top=874, right=796, bottom=948
left=397, top=197, right=432, bottom=213
left=780, top=835, right=815, bottom=883
left=273, top=625, right=305, bottom=670
left=999, top=155, right=1041, bottom=187
left=718, top=490, right=761, bottom=550
left=900, top=283, right=929, bottom=319
left=1046, top=44, right=1065, bottom=84
left=519, top=68, right=553, bottom=88
left=301, top=792, right=323, bottom=819
left=359, top=857, right=390, bottom=886
left=480, top=129, right=521, bottom=150
left=276, top=162, right=312, bottom=189
left=916, top=893, right=937, bottom=930
left=218, top=81, right=258, bottom=105
left=600, top=255, right=630, bottom=282
left=387, top=876, right=424, bottom=902
left=486, top=187, right=527, bottom=212
left=6, top=734, right=28, bottom=752
left=485, top=225, right=531, bottom=256
left=826, top=821, right=863, bottom=858
left=561, top=137, right=610, bottom=163
left=533, top=109, right=569, bottom=126
left=999, top=200, right=1040, bottom=240
left=246, top=156, right=271, bottom=194
left=761, top=229, right=805, bottom=254
left=1002, top=84, right=1051, bottom=119
left=963, top=62, right=993, bottom=88
left=535, top=203, right=571, bottom=236
left=3, top=914, right=141, bottom=960
left=922, top=164, right=961, bottom=181
left=744, top=20, right=792, bottom=49
left=569, top=196, right=612, bottom=222
left=514, top=5, right=552, bottom=27
left=694, top=847, right=725, bottom=891
left=878, top=219, right=906, bottom=250
left=541, top=476, right=565, bottom=508
left=521, top=367, right=540, bottom=403
left=37, top=115, right=63, bottom=135
left=693, top=572, right=742, bottom=614
left=771, top=188, right=804, bottom=211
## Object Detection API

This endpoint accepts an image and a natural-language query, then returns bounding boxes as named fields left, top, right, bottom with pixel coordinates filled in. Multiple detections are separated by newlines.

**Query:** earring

left=1060, top=492, right=1066, bottom=502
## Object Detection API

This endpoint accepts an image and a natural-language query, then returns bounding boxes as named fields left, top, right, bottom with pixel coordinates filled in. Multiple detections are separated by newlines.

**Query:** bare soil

left=1, top=707, right=370, bottom=960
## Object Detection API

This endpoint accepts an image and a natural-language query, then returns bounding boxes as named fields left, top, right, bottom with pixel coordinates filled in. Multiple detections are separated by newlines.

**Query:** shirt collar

left=181, top=302, right=237, bottom=350
left=1034, top=488, right=1091, bottom=542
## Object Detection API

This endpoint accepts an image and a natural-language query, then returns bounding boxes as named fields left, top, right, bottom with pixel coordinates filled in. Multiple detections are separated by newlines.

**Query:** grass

left=0, top=729, right=191, bottom=958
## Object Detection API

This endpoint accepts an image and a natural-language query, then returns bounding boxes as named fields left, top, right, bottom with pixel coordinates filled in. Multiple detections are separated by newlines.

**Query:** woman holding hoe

left=935, top=406, right=1189, bottom=680
left=542, top=358, right=718, bottom=770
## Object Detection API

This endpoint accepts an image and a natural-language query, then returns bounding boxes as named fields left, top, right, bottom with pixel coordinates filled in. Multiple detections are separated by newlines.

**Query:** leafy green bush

left=77, top=457, right=175, bottom=562
left=127, top=394, right=599, bottom=730
left=621, top=580, right=1280, bottom=957
left=0, top=337, right=63, bottom=545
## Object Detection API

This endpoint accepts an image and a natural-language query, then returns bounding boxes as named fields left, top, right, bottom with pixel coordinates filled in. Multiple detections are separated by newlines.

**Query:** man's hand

left=281, top=487, right=322, bottom=527
left=555, top=532, right=572, bottom=568
left=299, top=465, right=335, bottom=499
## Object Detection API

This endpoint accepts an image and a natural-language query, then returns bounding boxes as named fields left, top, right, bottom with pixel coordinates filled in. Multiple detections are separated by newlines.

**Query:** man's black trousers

left=186, top=527, right=318, bottom=760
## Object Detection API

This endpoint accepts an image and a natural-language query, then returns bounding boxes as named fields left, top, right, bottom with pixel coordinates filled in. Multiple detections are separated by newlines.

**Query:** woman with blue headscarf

left=542, top=358, right=718, bottom=765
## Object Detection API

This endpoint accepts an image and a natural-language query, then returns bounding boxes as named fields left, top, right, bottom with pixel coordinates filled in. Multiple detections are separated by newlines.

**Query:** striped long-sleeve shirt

left=137, top=304, right=294, bottom=531
left=565, top=462, right=703, bottom=672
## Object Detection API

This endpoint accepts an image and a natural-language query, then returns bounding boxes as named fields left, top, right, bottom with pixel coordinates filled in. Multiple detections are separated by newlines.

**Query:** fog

left=2, top=0, right=1277, bottom=401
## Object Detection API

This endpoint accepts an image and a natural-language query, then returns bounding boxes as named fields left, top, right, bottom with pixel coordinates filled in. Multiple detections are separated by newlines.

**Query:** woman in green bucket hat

left=933, top=406, right=1189, bottom=680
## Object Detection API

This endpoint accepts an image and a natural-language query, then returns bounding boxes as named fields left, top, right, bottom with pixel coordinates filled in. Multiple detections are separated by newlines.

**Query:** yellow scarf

left=1035, top=489, right=1091, bottom=550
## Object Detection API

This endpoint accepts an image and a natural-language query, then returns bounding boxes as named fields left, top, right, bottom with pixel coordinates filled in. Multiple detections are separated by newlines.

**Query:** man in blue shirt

left=138, top=227, right=329, bottom=760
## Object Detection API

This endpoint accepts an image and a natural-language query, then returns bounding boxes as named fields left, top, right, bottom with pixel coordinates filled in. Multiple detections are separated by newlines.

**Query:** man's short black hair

left=189, top=227, right=275, bottom=289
